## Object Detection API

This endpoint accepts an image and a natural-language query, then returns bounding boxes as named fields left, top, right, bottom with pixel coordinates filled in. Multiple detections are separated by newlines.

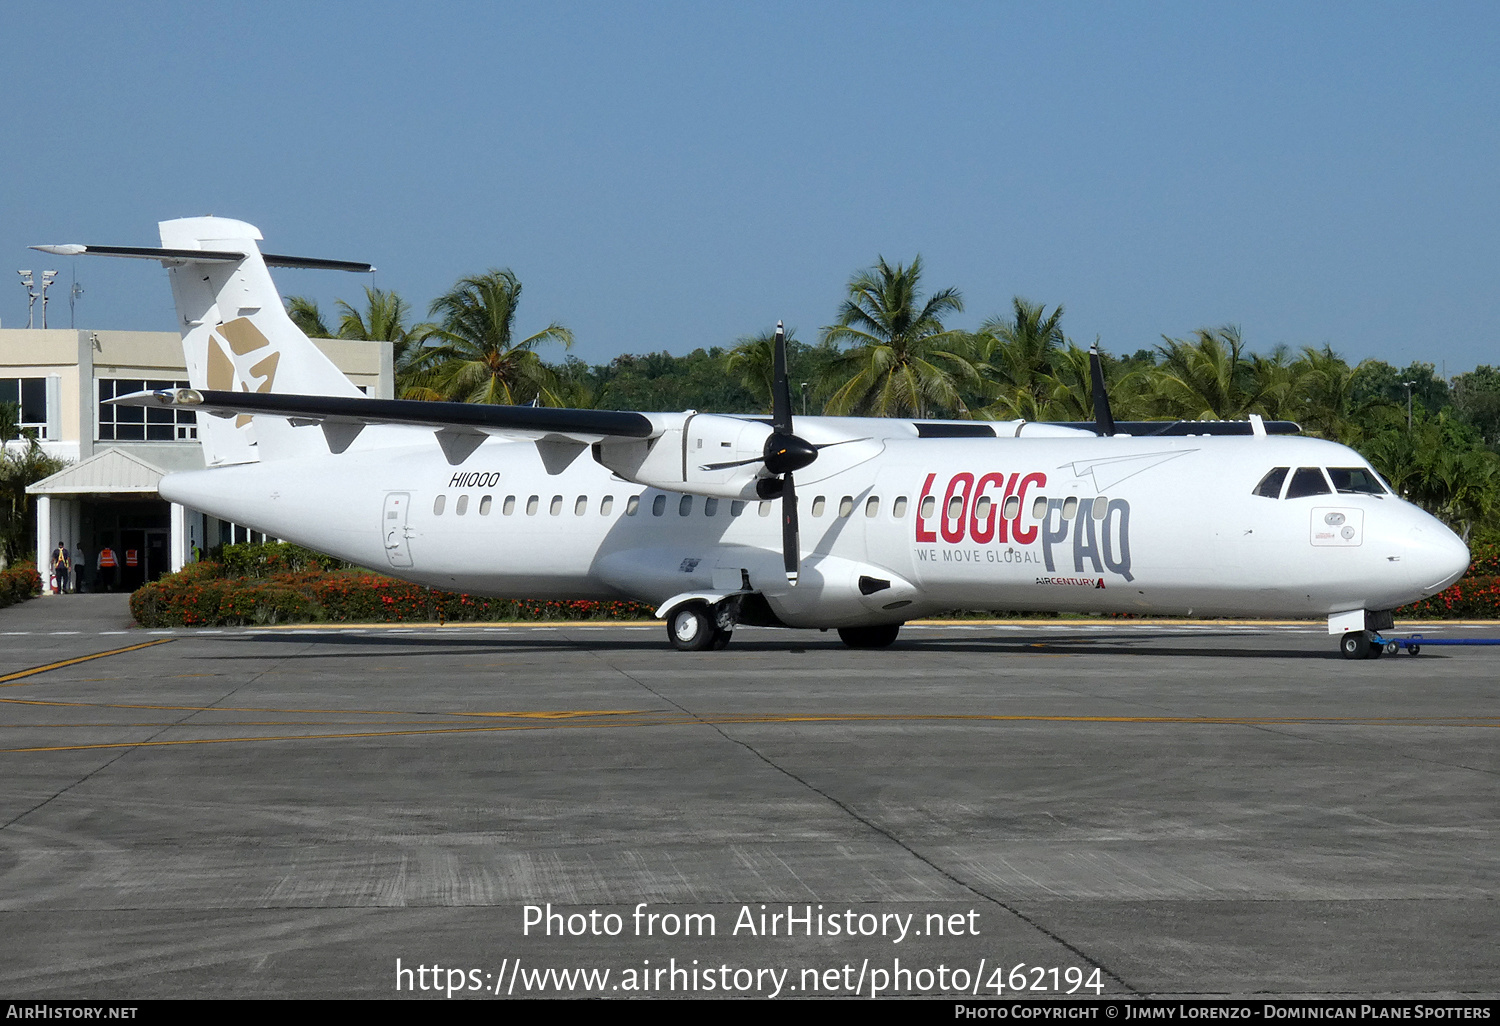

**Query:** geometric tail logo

left=205, top=317, right=280, bottom=428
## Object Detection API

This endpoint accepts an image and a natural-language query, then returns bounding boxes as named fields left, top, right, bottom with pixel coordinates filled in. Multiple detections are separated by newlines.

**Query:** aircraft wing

left=109, top=388, right=659, bottom=463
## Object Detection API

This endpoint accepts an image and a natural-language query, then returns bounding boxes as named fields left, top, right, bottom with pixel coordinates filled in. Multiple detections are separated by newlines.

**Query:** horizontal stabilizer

left=30, top=244, right=374, bottom=273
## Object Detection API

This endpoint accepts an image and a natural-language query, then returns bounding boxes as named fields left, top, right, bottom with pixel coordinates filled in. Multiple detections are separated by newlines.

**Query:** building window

left=0, top=378, right=47, bottom=437
left=97, top=379, right=198, bottom=441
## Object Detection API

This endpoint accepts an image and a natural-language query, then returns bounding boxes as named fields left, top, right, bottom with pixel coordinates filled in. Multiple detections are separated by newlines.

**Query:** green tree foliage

left=417, top=270, right=574, bottom=406
left=0, top=410, right=69, bottom=569
left=819, top=256, right=976, bottom=417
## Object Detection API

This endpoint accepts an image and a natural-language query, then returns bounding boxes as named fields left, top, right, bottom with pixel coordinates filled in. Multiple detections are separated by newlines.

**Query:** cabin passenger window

left=456, top=495, right=469, bottom=515
left=1031, top=497, right=1048, bottom=519
left=1328, top=467, right=1387, bottom=495
left=811, top=496, right=826, bottom=517
left=920, top=495, right=935, bottom=519
left=1003, top=496, right=1020, bottom=519
left=575, top=496, right=588, bottom=516
left=839, top=496, right=854, bottom=517
left=600, top=496, right=614, bottom=515
left=1253, top=467, right=1289, bottom=498
left=626, top=495, right=640, bottom=516
left=479, top=495, right=493, bottom=516
left=1285, top=467, right=1332, bottom=498
left=946, top=496, right=963, bottom=519
left=526, top=495, right=539, bottom=516
left=503, top=495, right=515, bottom=515
left=1060, top=497, right=1078, bottom=519
left=866, top=496, right=880, bottom=517
left=973, top=496, right=992, bottom=519
left=652, top=495, right=666, bottom=516
left=1091, top=496, right=1107, bottom=520
left=550, top=495, right=563, bottom=516
left=704, top=498, right=718, bottom=516
left=892, top=496, right=908, bottom=518
left=730, top=500, right=745, bottom=516
left=679, top=495, right=693, bottom=516
left=433, top=495, right=446, bottom=515
left=758, top=501, right=773, bottom=517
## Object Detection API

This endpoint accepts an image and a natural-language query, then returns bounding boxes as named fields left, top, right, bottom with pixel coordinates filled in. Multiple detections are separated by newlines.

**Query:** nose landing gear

left=1339, top=631, right=1386, bottom=659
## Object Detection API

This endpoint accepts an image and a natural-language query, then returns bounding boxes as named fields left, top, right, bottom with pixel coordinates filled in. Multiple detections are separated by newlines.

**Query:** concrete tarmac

left=0, top=600, right=1496, bottom=999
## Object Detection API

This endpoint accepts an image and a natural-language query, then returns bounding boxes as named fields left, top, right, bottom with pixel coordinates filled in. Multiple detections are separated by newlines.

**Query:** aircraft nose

left=1403, top=516, right=1470, bottom=595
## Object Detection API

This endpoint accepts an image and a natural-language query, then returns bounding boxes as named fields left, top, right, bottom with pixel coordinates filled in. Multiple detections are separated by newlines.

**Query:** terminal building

left=3, top=327, right=392, bottom=593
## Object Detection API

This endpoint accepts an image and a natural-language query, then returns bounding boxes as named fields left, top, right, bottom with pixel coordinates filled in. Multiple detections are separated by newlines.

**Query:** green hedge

left=0, top=564, right=42, bottom=608
left=131, top=545, right=654, bottom=627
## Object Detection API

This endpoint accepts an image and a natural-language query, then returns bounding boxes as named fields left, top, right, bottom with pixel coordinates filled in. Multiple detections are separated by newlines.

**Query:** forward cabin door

left=383, top=491, right=413, bottom=568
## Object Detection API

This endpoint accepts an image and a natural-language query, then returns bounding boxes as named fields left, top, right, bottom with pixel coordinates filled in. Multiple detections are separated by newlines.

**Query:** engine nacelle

left=593, top=413, right=772, bottom=499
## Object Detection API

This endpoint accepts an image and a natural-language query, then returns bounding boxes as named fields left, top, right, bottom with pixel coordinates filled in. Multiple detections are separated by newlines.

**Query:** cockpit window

left=1253, top=467, right=1289, bottom=498
left=1327, top=467, right=1387, bottom=495
left=1285, top=467, right=1332, bottom=498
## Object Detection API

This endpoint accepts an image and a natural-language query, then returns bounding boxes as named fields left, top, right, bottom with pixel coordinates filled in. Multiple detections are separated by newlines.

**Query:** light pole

left=800, top=382, right=810, bottom=417
left=1402, top=381, right=1415, bottom=432
left=18, top=270, right=36, bottom=328
left=40, top=270, right=57, bottom=328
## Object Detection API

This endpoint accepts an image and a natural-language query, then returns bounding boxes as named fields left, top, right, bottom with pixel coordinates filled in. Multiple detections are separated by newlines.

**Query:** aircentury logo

left=205, top=318, right=279, bottom=428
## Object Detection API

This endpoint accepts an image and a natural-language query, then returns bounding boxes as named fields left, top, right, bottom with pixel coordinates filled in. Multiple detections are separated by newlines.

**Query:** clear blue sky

left=3, top=1, right=1496, bottom=375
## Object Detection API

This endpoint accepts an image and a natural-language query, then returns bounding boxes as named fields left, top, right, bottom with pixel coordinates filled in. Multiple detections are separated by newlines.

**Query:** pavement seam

left=567, top=629, right=1143, bottom=997
left=0, top=637, right=308, bottom=831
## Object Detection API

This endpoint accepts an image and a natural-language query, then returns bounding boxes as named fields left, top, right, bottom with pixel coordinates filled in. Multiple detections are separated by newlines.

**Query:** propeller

left=1089, top=341, right=1116, bottom=437
left=702, top=323, right=813, bottom=584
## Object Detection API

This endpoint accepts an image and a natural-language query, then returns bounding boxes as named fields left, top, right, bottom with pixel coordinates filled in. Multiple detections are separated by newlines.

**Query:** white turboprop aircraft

left=36, top=218, right=1470, bottom=658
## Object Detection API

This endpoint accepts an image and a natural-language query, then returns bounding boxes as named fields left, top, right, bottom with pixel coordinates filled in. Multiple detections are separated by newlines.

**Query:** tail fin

left=157, top=217, right=366, bottom=465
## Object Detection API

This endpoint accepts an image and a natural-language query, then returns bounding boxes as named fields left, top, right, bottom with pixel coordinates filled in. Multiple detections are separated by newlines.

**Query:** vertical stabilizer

left=158, top=217, right=364, bottom=465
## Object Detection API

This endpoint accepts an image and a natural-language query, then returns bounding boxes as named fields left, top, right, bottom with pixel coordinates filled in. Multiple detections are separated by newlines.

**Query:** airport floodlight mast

left=16, top=269, right=59, bottom=328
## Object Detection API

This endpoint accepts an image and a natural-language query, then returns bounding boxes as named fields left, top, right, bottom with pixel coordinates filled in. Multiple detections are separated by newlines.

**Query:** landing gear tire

left=1339, top=632, right=1371, bottom=660
left=668, top=603, right=715, bottom=652
left=838, top=623, right=902, bottom=649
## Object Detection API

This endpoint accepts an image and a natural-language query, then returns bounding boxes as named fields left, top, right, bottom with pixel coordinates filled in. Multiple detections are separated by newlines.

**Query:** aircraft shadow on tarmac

left=184, top=629, right=1397, bottom=660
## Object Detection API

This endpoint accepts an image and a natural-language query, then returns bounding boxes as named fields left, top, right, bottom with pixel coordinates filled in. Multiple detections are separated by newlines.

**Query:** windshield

left=1327, top=467, right=1387, bottom=495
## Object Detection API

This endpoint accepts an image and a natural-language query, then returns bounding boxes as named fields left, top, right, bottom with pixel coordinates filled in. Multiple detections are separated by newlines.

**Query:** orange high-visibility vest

left=98, top=548, right=118, bottom=568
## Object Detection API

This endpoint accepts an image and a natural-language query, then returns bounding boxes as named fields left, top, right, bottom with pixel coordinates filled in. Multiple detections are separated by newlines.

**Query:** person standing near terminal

left=97, top=544, right=118, bottom=592
left=50, top=542, right=71, bottom=594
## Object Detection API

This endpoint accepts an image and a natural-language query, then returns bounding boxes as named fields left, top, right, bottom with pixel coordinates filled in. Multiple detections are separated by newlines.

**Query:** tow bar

left=1372, top=634, right=1500, bottom=656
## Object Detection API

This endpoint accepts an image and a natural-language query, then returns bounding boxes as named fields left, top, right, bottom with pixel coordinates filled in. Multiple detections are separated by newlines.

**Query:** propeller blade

left=700, top=436, right=868, bottom=473
left=770, top=321, right=793, bottom=434
left=781, top=471, right=800, bottom=585
left=1089, top=342, right=1116, bottom=437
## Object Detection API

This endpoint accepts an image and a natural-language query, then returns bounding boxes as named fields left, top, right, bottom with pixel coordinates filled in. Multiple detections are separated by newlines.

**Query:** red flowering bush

left=0, top=564, right=43, bottom=608
left=131, top=543, right=654, bottom=627
left=1398, top=575, right=1500, bottom=619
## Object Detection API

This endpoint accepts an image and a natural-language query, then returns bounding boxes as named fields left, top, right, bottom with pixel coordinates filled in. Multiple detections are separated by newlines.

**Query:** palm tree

left=725, top=326, right=799, bottom=412
left=286, top=296, right=332, bottom=338
left=1151, top=326, right=1273, bottom=420
left=335, top=287, right=433, bottom=399
left=416, top=270, right=574, bottom=406
left=819, top=256, right=974, bottom=418
left=969, top=298, right=1067, bottom=420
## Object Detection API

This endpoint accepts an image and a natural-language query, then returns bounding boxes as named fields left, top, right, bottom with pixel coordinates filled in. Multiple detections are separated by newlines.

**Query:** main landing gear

left=666, top=602, right=733, bottom=652
left=665, top=601, right=904, bottom=652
